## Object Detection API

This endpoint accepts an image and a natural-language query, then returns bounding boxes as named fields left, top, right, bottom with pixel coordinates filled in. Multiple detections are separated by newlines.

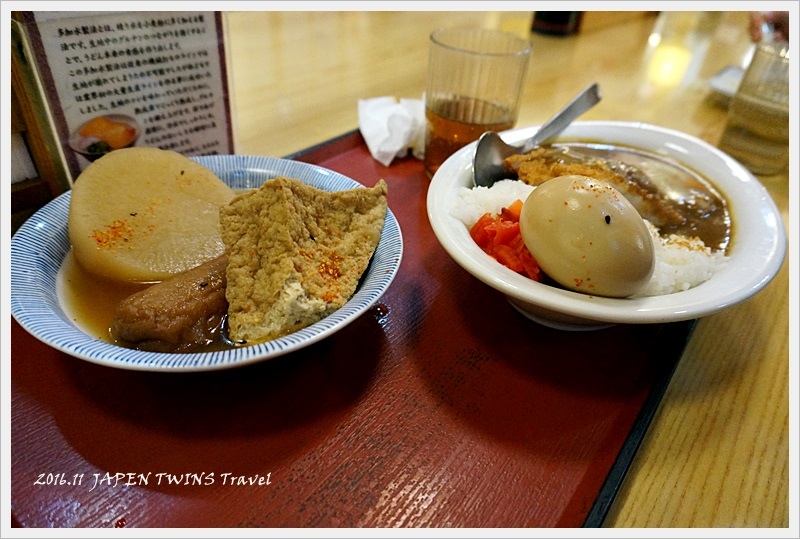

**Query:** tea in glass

left=424, top=27, right=531, bottom=178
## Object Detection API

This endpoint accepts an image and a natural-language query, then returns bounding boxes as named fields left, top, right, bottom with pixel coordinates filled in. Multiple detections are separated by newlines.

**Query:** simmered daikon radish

left=68, top=147, right=235, bottom=282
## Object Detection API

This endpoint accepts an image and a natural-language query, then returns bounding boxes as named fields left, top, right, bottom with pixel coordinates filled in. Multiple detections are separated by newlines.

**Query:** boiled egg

left=519, top=175, right=655, bottom=298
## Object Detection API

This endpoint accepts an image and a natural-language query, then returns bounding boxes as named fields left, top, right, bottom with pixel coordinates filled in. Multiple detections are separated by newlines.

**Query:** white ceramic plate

left=427, top=121, right=786, bottom=330
left=11, top=155, right=403, bottom=371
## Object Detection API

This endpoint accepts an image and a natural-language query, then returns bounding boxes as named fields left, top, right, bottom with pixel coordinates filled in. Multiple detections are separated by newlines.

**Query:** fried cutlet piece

left=504, top=146, right=684, bottom=229
left=220, top=177, right=388, bottom=344
left=505, top=147, right=628, bottom=185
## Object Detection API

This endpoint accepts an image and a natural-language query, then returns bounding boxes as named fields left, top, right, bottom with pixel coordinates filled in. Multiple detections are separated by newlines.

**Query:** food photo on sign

left=17, top=10, right=235, bottom=180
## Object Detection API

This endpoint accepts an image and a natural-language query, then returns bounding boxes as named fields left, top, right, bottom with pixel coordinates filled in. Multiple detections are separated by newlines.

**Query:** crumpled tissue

left=358, top=97, right=425, bottom=167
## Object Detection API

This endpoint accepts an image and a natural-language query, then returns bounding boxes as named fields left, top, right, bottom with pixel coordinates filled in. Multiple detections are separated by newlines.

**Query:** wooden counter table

left=225, top=10, right=791, bottom=529
left=9, top=10, right=791, bottom=531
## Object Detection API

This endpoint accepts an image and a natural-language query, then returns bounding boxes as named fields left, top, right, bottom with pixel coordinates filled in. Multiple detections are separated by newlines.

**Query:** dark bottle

left=531, top=12, right=583, bottom=36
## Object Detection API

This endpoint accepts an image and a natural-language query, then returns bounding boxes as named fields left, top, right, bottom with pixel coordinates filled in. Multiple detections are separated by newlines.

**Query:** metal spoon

left=472, top=82, right=602, bottom=188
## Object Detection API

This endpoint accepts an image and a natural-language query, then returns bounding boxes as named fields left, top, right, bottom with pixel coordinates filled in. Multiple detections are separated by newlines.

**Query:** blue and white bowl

left=11, top=155, right=403, bottom=372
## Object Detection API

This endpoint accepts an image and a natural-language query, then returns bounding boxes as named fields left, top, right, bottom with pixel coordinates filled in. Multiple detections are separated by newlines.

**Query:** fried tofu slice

left=220, top=177, right=388, bottom=344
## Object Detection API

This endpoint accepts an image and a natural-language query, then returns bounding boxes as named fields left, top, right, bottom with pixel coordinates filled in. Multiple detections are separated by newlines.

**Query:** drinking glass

left=424, top=27, right=532, bottom=178
left=718, top=42, right=789, bottom=176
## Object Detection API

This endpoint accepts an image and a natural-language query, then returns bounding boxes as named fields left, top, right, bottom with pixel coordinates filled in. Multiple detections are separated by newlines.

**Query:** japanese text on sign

left=25, top=11, right=233, bottom=178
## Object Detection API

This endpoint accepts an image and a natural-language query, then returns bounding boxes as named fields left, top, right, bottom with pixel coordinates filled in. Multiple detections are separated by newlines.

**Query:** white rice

left=452, top=180, right=728, bottom=297
left=636, top=221, right=728, bottom=297
left=451, top=180, right=535, bottom=227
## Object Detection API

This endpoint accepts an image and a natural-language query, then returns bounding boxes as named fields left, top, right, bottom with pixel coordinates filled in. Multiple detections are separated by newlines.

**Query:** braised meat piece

left=111, top=255, right=229, bottom=352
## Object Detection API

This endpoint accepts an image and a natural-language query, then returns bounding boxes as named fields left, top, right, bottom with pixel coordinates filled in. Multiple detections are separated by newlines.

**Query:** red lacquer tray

left=10, top=131, right=694, bottom=528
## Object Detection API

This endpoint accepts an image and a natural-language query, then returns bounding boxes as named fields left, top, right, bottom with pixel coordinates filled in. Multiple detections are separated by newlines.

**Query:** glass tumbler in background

left=423, top=27, right=532, bottom=178
left=718, top=41, right=789, bottom=176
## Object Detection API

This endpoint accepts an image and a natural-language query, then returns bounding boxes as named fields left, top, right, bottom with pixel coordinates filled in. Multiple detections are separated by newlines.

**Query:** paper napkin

left=358, top=96, right=425, bottom=167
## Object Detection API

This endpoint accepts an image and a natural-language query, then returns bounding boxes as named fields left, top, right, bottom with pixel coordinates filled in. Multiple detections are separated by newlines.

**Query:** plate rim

left=11, top=155, right=403, bottom=372
left=427, top=120, right=787, bottom=325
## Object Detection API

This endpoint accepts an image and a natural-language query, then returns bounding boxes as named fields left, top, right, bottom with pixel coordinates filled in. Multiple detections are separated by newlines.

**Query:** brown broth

left=59, top=252, right=235, bottom=353
left=58, top=251, right=149, bottom=345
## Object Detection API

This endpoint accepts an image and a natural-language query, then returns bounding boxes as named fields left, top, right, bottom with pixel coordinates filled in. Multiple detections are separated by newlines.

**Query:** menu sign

left=21, top=11, right=234, bottom=180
